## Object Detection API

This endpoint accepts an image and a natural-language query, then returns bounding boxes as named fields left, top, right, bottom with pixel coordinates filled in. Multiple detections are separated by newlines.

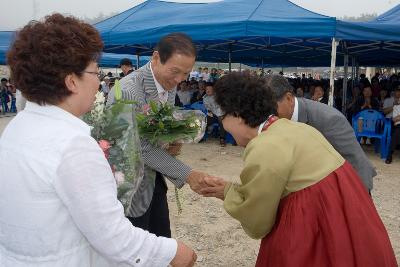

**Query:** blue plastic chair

left=189, top=101, right=207, bottom=115
left=352, top=109, right=391, bottom=159
left=225, top=132, right=236, bottom=145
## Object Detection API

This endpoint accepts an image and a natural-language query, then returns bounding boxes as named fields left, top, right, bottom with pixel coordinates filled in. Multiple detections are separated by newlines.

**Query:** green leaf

left=149, top=100, right=158, bottom=114
left=102, top=117, right=129, bottom=140
left=114, top=79, right=122, bottom=101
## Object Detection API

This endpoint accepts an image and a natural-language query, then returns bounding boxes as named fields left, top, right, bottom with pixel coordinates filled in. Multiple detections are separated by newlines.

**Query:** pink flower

left=143, top=104, right=150, bottom=115
left=114, top=171, right=125, bottom=185
left=98, top=140, right=111, bottom=159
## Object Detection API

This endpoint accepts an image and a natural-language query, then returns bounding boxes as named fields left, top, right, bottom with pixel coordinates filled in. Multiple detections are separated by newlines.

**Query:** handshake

left=187, top=170, right=228, bottom=200
left=165, top=144, right=228, bottom=199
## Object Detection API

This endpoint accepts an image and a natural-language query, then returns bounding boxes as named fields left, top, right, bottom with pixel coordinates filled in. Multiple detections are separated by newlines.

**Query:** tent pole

left=239, top=63, right=242, bottom=72
left=228, top=45, right=232, bottom=73
left=328, top=38, right=338, bottom=107
left=342, top=53, right=349, bottom=114
left=136, top=54, right=140, bottom=70
left=356, top=62, right=360, bottom=82
left=351, top=57, right=356, bottom=89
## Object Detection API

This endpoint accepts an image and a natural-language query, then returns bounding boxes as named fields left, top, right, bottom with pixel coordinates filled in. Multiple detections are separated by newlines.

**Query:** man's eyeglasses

left=82, top=71, right=102, bottom=79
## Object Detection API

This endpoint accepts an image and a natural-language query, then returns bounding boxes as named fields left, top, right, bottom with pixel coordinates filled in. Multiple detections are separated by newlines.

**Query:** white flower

left=195, top=119, right=201, bottom=127
left=189, top=122, right=195, bottom=128
left=172, top=111, right=184, bottom=120
left=95, top=91, right=105, bottom=103
left=91, top=92, right=106, bottom=122
left=114, top=171, right=125, bottom=185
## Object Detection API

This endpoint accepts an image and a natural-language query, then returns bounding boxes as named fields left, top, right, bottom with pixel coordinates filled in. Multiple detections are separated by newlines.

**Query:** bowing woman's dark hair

left=214, top=72, right=277, bottom=128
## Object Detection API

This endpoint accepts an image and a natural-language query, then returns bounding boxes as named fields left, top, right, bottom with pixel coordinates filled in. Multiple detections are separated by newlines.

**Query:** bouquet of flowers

left=82, top=90, right=144, bottom=213
left=136, top=100, right=206, bottom=213
left=136, top=100, right=206, bottom=146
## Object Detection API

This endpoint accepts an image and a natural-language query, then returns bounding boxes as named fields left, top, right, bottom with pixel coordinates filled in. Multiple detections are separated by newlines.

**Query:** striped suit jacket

left=108, top=62, right=192, bottom=217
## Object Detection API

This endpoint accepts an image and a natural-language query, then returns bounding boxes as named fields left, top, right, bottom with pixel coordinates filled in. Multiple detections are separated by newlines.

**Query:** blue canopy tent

left=95, top=0, right=338, bottom=67
left=0, top=31, right=149, bottom=68
left=0, top=31, right=14, bottom=65
left=99, top=53, right=150, bottom=68
left=335, top=4, right=400, bottom=67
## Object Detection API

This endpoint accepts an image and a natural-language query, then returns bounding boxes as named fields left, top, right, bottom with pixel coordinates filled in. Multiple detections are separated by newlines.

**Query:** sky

left=0, top=0, right=399, bottom=30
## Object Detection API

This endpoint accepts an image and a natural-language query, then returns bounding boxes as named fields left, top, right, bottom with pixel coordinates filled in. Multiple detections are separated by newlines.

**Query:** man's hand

left=186, top=170, right=224, bottom=194
left=201, top=177, right=228, bottom=200
left=170, top=241, right=197, bottom=267
left=166, top=142, right=183, bottom=157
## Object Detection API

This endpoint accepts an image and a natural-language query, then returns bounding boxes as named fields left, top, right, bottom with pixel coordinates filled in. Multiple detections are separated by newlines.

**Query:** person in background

left=119, top=58, right=135, bottom=77
left=311, top=84, right=328, bottom=104
left=1, top=13, right=196, bottom=267
left=176, top=81, right=192, bottom=106
left=6, top=80, right=17, bottom=112
left=0, top=78, right=10, bottom=114
left=203, top=82, right=226, bottom=146
left=190, top=80, right=206, bottom=104
left=296, top=87, right=304, bottom=98
left=209, top=68, right=219, bottom=83
left=385, top=86, right=400, bottom=164
left=378, top=87, right=390, bottom=112
left=100, top=76, right=111, bottom=98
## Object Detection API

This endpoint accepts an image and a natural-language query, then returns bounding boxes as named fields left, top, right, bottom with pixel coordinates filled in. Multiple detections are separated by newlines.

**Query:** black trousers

left=390, top=125, right=400, bottom=154
left=127, top=172, right=171, bottom=238
left=206, top=114, right=226, bottom=139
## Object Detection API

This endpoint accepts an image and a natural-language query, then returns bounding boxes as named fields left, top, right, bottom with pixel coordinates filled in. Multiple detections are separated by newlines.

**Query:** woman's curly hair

left=7, top=13, right=103, bottom=105
left=214, top=72, right=277, bottom=127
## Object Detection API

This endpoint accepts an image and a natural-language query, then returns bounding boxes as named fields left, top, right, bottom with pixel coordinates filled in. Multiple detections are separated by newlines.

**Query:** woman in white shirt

left=0, top=13, right=196, bottom=267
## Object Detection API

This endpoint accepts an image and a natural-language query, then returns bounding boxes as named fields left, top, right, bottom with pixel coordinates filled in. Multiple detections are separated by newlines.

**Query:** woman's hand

left=170, top=241, right=197, bottom=267
left=200, top=176, right=228, bottom=200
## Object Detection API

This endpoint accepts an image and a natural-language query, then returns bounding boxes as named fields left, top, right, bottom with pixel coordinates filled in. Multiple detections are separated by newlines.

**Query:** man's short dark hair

left=205, top=82, right=214, bottom=87
left=155, top=33, right=196, bottom=64
left=264, top=75, right=295, bottom=101
left=119, top=58, right=132, bottom=67
left=1, top=78, right=7, bottom=82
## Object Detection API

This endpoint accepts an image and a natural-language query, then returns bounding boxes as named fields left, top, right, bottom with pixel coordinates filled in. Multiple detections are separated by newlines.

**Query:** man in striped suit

left=108, top=33, right=218, bottom=238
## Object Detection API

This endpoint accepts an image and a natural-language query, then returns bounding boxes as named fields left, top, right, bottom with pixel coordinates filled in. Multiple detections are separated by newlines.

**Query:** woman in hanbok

left=202, top=72, right=397, bottom=267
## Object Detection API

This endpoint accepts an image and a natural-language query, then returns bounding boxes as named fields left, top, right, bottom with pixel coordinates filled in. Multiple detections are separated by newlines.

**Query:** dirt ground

left=1, top=116, right=399, bottom=266
left=169, top=140, right=400, bottom=266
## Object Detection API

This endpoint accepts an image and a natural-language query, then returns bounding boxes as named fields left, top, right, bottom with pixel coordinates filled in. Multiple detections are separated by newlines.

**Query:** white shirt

left=0, top=102, right=176, bottom=267
left=203, top=95, right=224, bottom=117
left=101, top=81, right=110, bottom=94
left=393, top=104, right=400, bottom=126
left=177, top=90, right=192, bottom=105
left=257, top=97, right=299, bottom=135
left=189, top=70, right=199, bottom=81
left=201, top=72, right=210, bottom=82
left=383, top=97, right=395, bottom=118
left=150, top=62, right=168, bottom=104
left=291, top=97, right=299, bottom=122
